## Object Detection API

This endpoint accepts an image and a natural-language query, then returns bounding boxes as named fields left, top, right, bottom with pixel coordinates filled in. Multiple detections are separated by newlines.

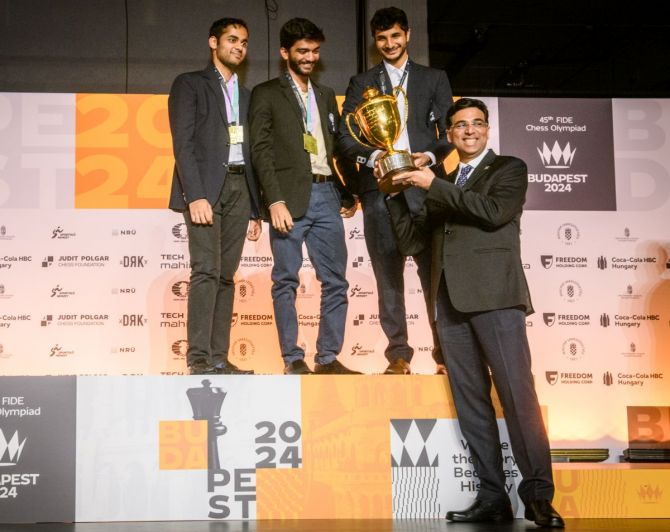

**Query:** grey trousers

left=435, top=275, right=554, bottom=504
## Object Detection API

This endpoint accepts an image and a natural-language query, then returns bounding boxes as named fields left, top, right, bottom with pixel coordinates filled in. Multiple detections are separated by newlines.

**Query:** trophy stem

left=378, top=151, right=415, bottom=194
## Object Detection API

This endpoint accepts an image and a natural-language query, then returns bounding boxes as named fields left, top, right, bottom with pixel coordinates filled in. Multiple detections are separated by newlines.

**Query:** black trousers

left=183, top=171, right=250, bottom=368
left=360, top=187, right=444, bottom=365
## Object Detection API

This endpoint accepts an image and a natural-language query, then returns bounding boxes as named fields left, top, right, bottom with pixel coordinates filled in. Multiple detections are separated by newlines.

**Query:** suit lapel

left=279, top=75, right=306, bottom=127
left=405, top=59, right=417, bottom=99
left=204, top=67, right=230, bottom=125
left=374, top=63, right=393, bottom=95
left=239, top=87, right=249, bottom=127
left=461, top=150, right=497, bottom=190
left=404, top=60, right=418, bottom=135
left=312, top=80, right=333, bottom=157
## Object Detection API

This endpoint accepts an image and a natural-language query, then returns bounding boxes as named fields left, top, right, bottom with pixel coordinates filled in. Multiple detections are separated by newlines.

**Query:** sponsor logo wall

left=0, top=94, right=669, bottom=475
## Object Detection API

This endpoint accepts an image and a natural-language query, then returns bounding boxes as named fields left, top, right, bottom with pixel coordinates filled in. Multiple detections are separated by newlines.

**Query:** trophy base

left=378, top=151, right=415, bottom=195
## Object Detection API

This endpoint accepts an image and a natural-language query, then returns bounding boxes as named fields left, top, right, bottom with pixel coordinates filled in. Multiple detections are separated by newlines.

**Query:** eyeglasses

left=450, top=120, right=489, bottom=131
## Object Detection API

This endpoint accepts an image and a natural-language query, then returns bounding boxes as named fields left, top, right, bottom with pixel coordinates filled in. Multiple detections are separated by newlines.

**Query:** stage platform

left=2, top=519, right=670, bottom=531
left=1, top=375, right=669, bottom=524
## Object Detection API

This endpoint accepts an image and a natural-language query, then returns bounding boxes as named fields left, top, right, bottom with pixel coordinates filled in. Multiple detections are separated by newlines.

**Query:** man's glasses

left=450, top=120, right=489, bottom=131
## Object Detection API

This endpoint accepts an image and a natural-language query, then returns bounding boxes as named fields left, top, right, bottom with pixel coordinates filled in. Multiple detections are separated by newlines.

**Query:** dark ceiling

left=428, top=0, right=670, bottom=97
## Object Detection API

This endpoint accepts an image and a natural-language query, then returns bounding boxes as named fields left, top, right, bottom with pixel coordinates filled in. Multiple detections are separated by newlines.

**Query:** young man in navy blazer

left=338, top=7, right=453, bottom=375
left=168, top=18, right=262, bottom=375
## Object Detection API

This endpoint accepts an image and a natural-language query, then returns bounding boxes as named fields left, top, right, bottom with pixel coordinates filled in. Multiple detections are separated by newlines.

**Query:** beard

left=288, top=56, right=316, bottom=77
left=218, top=54, right=243, bottom=70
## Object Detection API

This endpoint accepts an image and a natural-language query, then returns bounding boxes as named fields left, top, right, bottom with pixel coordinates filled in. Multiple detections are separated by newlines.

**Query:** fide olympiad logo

left=0, top=428, right=27, bottom=466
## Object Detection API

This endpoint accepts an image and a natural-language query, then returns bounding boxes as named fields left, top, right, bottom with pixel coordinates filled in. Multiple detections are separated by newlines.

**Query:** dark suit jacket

left=338, top=60, right=453, bottom=195
left=386, top=150, right=534, bottom=319
left=249, top=74, right=354, bottom=219
left=168, top=64, right=261, bottom=217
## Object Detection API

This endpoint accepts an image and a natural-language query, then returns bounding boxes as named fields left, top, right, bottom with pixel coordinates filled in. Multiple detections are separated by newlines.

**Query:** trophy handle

left=393, top=85, right=409, bottom=139
left=346, top=113, right=377, bottom=151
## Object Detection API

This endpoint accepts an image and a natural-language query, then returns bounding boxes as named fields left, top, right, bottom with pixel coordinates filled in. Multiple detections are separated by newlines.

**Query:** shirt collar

left=224, top=72, right=238, bottom=87
left=384, top=58, right=408, bottom=77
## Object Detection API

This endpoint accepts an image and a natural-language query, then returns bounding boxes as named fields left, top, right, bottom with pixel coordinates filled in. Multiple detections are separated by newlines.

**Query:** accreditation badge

left=228, top=125, right=244, bottom=144
left=303, top=133, right=318, bottom=155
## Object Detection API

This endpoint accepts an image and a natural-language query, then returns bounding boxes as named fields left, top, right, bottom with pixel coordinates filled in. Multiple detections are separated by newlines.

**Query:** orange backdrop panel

left=75, top=94, right=173, bottom=209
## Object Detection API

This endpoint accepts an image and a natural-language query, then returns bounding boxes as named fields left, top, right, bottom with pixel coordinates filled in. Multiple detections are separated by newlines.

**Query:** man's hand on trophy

left=392, top=166, right=436, bottom=191
left=411, top=152, right=431, bottom=168
left=373, top=159, right=383, bottom=181
left=269, top=202, right=294, bottom=234
left=370, top=150, right=386, bottom=167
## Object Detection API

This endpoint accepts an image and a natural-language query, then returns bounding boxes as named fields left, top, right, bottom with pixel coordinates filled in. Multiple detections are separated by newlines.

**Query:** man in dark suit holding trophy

left=385, top=97, right=564, bottom=528
left=338, top=6, right=453, bottom=375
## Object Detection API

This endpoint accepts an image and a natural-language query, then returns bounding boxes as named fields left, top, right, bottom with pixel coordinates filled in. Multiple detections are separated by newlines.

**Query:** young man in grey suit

left=338, top=7, right=453, bottom=375
left=385, top=98, right=564, bottom=528
left=249, top=18, right=359, bottom=375
left=168, top=18, right=262, bottom=375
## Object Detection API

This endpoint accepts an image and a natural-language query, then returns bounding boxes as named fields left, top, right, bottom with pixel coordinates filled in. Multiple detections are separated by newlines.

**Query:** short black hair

left=209, top=18, right=248, bottom=40
left=446, top=98, right=490, bottom=127
left=280, top=18, right=325, bottom=50
left=370, top=6, right=409, bottom=35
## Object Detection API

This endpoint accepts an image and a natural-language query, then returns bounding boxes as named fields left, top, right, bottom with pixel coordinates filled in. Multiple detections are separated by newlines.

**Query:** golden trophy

left=345, top=86, right=414, bottom=194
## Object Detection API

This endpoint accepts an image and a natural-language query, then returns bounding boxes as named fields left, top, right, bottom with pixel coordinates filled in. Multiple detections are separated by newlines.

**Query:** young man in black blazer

left=249, top=18, right=359, bottom=375
left=168, top=18, right=262, bottom=375
left=338, top=7, right=453, bottom=375
left=386, top=98, right=564, bottom=528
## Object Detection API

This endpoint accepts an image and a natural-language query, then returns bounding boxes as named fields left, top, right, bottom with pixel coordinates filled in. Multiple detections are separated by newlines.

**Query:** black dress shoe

left=525, top=500, right=565, bottom=528
left=314, top=359, right=362, bottom=374
left=213, top=361, right=254, bottom=375
left=284, top=359, right=313, bottom=375
left=384, top=358, right=411, bottom=374
left=446, top=499, right=514, bottom=523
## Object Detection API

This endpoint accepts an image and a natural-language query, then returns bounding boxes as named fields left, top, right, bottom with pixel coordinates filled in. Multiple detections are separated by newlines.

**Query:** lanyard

left=379, top=61, right=409, bottom=95
left=394, top=67, right=409, bottom=90
left=215, top=68, right=239, bottom=125
left=285, top=71, right=315, bottom=134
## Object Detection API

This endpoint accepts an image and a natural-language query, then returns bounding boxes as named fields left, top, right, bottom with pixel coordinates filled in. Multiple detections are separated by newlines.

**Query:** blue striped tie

left=455, top=164, right=473, bottom=187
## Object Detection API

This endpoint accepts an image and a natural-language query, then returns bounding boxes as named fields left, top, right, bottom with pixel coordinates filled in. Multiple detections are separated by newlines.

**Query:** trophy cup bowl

left=346, top=87, right=414, bottom=194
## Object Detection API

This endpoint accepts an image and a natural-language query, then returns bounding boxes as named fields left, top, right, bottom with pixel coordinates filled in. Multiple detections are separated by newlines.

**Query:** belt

left=227, top=164, right=246, bottom=174
left=312, top=174, right=334, bottom=183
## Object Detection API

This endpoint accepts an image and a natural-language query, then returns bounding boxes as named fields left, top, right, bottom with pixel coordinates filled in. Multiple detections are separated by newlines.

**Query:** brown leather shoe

left=384, top=359, right=411, bottom=375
